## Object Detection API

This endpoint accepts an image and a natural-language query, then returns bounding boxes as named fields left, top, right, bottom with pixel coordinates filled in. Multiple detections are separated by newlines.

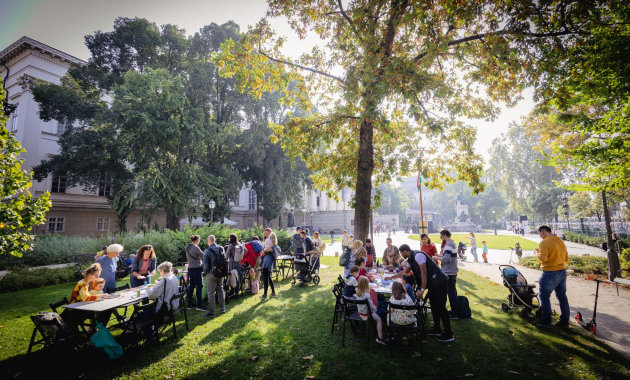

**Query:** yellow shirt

left=536, top=235, right=569, bottom=271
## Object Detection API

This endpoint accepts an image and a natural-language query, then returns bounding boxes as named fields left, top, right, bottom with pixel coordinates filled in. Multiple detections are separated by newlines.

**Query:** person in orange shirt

left=535, top=225, right=570, bottom=329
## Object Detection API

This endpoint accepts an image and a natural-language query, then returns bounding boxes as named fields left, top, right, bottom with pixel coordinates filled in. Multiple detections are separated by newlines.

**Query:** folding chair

left=49, top=297, right=69, bottom=314
left=164, top=293, right=189, bottom=338
left=387, top=303, right=423, bottom=356
left=331, top=283, right=345, bottom=335
left=117, top=300, right=159, bottom=348
left=27, top=313, right=81, bottom=354
left=341, top=296, right=375, bottom=351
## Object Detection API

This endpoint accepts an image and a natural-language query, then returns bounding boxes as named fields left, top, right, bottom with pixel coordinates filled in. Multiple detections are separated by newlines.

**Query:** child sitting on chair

left=355, top=257, right=374, bottom=282
left=343, top=265, right=360, bottom=297
left=389, top=281, right=417, bottom=325
left=354, top=276, right=387, bottom=345
left=402, top=274, right=417, bottom=302
left=89, top=278, right=106, bottom=295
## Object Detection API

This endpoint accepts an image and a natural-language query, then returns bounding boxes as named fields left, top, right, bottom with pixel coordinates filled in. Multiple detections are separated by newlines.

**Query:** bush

left=0, top=266, right=75, bottom=293
left=520, top=255, right=609, bottom=277
left=620, top=248, right=630, bottom=271
left=0, top=226, right=294, bottom=269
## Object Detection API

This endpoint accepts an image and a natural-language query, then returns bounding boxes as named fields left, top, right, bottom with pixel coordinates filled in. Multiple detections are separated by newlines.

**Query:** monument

left=444, top=192, right=476, bottom=232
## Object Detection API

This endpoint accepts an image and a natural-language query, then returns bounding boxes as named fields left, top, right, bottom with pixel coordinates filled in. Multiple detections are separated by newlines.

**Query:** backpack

left=212, top=248, right=229, bottom=278
left=339, top=246, right=352, bottom=267
left=233, top=244, right=245, bottom=262
left=456, top=296, right=472, bottom=318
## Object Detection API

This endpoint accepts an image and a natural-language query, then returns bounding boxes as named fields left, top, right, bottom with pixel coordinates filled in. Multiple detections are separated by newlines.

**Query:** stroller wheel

left=501, top=303, right=510, bottom=312
left=313, top=275, right=320, bottom=285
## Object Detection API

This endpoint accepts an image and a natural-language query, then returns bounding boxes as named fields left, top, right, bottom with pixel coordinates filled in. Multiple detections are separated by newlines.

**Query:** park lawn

left=1, top=257, right=628, bottom=379
left=409, top=234, right=540, bottom=251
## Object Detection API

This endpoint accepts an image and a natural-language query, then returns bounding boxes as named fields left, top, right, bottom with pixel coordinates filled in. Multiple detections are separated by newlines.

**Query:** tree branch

left=336, top=0, right=354, bottom=26
left=258, top=49, right=346, bottom=84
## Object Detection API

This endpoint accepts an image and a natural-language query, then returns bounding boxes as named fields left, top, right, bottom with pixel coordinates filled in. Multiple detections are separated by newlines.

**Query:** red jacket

left=241, top=243, right=261, bottom=267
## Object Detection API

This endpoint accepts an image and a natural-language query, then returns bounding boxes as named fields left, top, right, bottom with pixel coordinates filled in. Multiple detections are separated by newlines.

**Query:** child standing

left=354, top=276, right=386, bottom=345
left=482, top=241, right=489, bottom=263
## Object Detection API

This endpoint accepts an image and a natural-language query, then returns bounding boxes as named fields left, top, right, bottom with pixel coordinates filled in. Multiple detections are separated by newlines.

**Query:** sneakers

left=376, top=337, right=388, bottom=345
left=426, top=328, right=442, bottom=336
left=554, top=321, right=570, bottom=330
left=204, top=312, right=216, bottom=318
left=449, top=311, right=458, bottom=320
left=270, top=294, right=277, bottom=298
left=435, top=333, right=455, bottom=342
left=261, top=295, right=268, bottom=300
left=535, top=322, right=552, bottom=329
left=196, top=307, right=207, bottom=312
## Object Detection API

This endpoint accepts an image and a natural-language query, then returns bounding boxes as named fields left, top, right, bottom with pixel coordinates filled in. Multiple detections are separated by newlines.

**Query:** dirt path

left=323, top=232, right=630, bottom=358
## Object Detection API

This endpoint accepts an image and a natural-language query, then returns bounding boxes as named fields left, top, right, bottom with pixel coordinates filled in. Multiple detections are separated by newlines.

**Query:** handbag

left=90, top=322, right=123, bottom=359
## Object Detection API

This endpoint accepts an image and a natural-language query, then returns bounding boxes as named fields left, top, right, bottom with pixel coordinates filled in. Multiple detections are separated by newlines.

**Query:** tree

left=470, top=186, right=508, bottom=225
left=568, top=192, right=593, bottom=219
left=32, top=19, right=247, bottom=230
left=217, top=0, right=600, bottom=241
left=0, top=82, right=51, bottom=256
left=528, top=185, right=566, bottom=223
left=376, top=183, right=411, bottom=222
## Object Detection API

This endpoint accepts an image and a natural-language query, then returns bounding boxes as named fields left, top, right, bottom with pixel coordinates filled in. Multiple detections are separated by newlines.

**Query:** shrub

left=620, top=248, right=630, bottom=271
left=519, top=255, right=609, bottom=277
left=0, top=266, right=75, bottom=293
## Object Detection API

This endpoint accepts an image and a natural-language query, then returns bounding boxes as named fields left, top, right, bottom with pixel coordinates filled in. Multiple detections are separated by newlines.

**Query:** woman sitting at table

left=389, top=281, right=417, bottom=326
left=147, top=261, right=180, bottom=314
left=382, top=238, right=400, bottom=269
left=69, top=263, right=105, bottom=303
left=354, top=276, right=387, bottom=345
left=131, top=245, right=157, bottom=287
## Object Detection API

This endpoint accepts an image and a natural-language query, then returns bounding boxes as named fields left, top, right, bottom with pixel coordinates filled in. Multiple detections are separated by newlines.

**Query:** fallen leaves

left=301, top=355, right=314, bottom=360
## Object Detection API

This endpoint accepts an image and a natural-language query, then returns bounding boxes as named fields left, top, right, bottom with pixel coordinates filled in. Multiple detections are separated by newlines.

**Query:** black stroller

left=499, top=265, right=541, bottom=318
left=292, top=251, right=320, bottom=286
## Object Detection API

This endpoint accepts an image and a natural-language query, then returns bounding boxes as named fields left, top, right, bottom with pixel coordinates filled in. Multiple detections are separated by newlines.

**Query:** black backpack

left=456, top=296, right=472, bottom=318
left=339, top=246, right=352, bottom=267
left=212, top=248, right=229, bottom=278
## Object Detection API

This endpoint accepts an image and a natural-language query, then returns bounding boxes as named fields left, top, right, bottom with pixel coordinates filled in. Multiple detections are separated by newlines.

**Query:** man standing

left=203, top=235, right=226, bottom=318
left=435, top=230, right=459, bottom=319
left=535, top=225, right=570, bottom=329
left=389, top=244, right=453, bottom=342
left=293, top=227, right=305, bottom=256
left=341, top=230, right=351, bottom=252
left=97, top=243, right=122, bottom=293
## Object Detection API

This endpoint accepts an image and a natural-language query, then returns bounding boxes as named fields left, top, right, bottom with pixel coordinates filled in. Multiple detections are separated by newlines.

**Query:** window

left=234, top=193, right=240, bottom=207
left=96, top=217, right=110, bottom=231
left=246, top=219, right=254, bottom=228
left=248, top=190, right=256, bottom=210
left=9, top=104, right=18, bottom=131
left=48, top=217, right=65, bottom=232
left=57, top=120, right=70, bottom=135
left=350, top=219, right=354, bottom=226
left=51, top=174, right=67, bottom=193
left=98, top=175, right=111, bottom=197
left=316, top=196, right=320, bottom=208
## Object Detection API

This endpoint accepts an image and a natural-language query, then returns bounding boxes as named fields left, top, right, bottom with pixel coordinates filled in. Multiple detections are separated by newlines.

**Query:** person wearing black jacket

left=389, top=244, right=453, bottom=342
left=203, top=235, right=226, bottom=318
left=185, top=235, right=205, bottom=311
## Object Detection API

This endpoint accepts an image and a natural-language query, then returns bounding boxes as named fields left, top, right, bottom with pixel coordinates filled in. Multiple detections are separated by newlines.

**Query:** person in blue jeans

left=535, top=225, right=570, bottom=329
left=185, top=235, right=205, bottom=310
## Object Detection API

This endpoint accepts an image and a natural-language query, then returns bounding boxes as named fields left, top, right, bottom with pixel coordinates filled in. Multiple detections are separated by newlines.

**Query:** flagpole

left=419, top=182, right=425, bottom=236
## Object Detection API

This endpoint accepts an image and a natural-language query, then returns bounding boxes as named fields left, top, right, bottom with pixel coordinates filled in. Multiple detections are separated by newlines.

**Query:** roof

left=0, top=36, right=85, bottom=65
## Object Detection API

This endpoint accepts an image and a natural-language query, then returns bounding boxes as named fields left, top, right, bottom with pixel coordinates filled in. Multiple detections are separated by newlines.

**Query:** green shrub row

left=519, top=255, right=609, bottom=277
left=0, top=225, right=293, bottom=269
left=563, top=231, right=629, bottom=250
left=0, top=266, right=76, bottom=293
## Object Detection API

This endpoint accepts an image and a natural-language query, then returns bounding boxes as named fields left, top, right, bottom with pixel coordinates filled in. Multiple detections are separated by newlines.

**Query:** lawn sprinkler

left=575, top=278, right=611, bottom=335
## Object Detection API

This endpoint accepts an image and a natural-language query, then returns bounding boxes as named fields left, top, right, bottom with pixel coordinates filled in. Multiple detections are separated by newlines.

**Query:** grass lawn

left=1, top=256, right=628, bottom=379
left=409, top=234, right=540, bottom=251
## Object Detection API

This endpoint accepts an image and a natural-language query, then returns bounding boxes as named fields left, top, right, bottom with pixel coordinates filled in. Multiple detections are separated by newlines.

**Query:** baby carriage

left=457, top=242, right=468, bottom=262
left=292, top=251, right=321, bottom=286
left=499, top=265, right=541, bottom=318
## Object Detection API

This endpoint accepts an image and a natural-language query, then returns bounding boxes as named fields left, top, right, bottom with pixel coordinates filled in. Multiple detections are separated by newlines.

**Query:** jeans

left=262, top=268, right=275, bottom=296
left=130, top=274, right=150, bottom=287
left=206, top=273, right=225, bottom=315
left=470, top=247, right=478, bottom=261
left=539, top=269, right=570, bottom=324
left=447, top=275, right=458, bottom=316
left=187, top=267, right=203, bottom=307
left=428, top=282, right=452, bottom=335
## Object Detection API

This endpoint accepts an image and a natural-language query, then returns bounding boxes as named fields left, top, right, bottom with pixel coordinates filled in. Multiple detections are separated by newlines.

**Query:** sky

left=0, top=0, right=536, bottom=164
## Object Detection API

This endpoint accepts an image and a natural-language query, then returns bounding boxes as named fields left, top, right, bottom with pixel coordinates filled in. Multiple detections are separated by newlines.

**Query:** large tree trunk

left=602, top=190, right=620, bottom=281
left=353, top=117, right=374, bottom=242
left=166, top=212, right=179, bottom=231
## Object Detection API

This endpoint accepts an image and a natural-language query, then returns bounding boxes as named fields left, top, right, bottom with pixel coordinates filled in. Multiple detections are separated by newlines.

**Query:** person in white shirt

left=147, top=261, right=180, bottom=313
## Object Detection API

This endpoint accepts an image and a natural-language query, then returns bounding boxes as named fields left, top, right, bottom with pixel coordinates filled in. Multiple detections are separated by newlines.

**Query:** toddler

left=89, top=277, right=106, bottom=295
left=482, top=241, right=489, bottom=263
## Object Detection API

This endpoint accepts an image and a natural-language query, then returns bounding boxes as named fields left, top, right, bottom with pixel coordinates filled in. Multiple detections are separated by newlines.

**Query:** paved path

left=0, top=263, right=74, bottom=279
left=323, top=232, right=630, bottom=358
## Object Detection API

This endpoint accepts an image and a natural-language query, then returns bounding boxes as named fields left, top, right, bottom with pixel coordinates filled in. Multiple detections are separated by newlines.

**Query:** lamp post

left=208, top=200, right=215, bottom=226
left=562, top=195, right=570, bottom=231
left=493, top=210, right=497, bottom=235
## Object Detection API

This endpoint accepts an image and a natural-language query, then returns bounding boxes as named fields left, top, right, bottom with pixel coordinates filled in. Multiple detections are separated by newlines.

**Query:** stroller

left=292, top=251, right=321, bottom=286
left=457, top=242, right=468, bottom=262
left=499, top=265, right=541, bottom=318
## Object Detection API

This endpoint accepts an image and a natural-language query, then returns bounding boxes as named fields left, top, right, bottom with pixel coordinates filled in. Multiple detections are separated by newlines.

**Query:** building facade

left=1, top=36, right=166, bottom=236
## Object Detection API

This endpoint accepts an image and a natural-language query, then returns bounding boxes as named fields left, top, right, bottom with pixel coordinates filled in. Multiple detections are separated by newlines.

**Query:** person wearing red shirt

left=421, top=233, right=439, bottom=265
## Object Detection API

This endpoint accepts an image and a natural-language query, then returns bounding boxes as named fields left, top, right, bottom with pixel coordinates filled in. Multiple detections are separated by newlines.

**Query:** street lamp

left=493, top=210, right=497, bottom=235
left=208, top=200, right=215, bottom=225
left=310, top=212, right=314, bottom=229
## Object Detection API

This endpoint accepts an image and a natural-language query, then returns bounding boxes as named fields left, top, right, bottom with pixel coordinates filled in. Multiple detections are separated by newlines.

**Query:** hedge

left=0, top=266, right=76, bottom=293
left=0, top=225, right=292, bottom=270
left=563, top=231, right=629, bottom=250
left=520, top=255, right=609, bottom=277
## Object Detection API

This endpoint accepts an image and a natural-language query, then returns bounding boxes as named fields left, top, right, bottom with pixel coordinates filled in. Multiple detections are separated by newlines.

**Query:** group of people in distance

left=342, top=229, right=460, bottom=344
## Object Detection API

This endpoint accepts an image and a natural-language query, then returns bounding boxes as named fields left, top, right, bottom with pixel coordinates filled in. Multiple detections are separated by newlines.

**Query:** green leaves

left=0, top=82, right=51, bottom=257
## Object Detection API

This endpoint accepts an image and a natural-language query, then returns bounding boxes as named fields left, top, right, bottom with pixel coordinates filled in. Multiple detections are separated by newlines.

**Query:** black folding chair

left=117, top=300, right=159, bottom=348
left=387, top=303, right=423, bottom=356
left=341, top=296, right=375, bottom=351
left=164, top=293, right=189, bottom=338
left=331, top=283, right=345, bottom=335
left=27, top=313, right=81, bottom=354
left=49, top=297, right=69, bottom=314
